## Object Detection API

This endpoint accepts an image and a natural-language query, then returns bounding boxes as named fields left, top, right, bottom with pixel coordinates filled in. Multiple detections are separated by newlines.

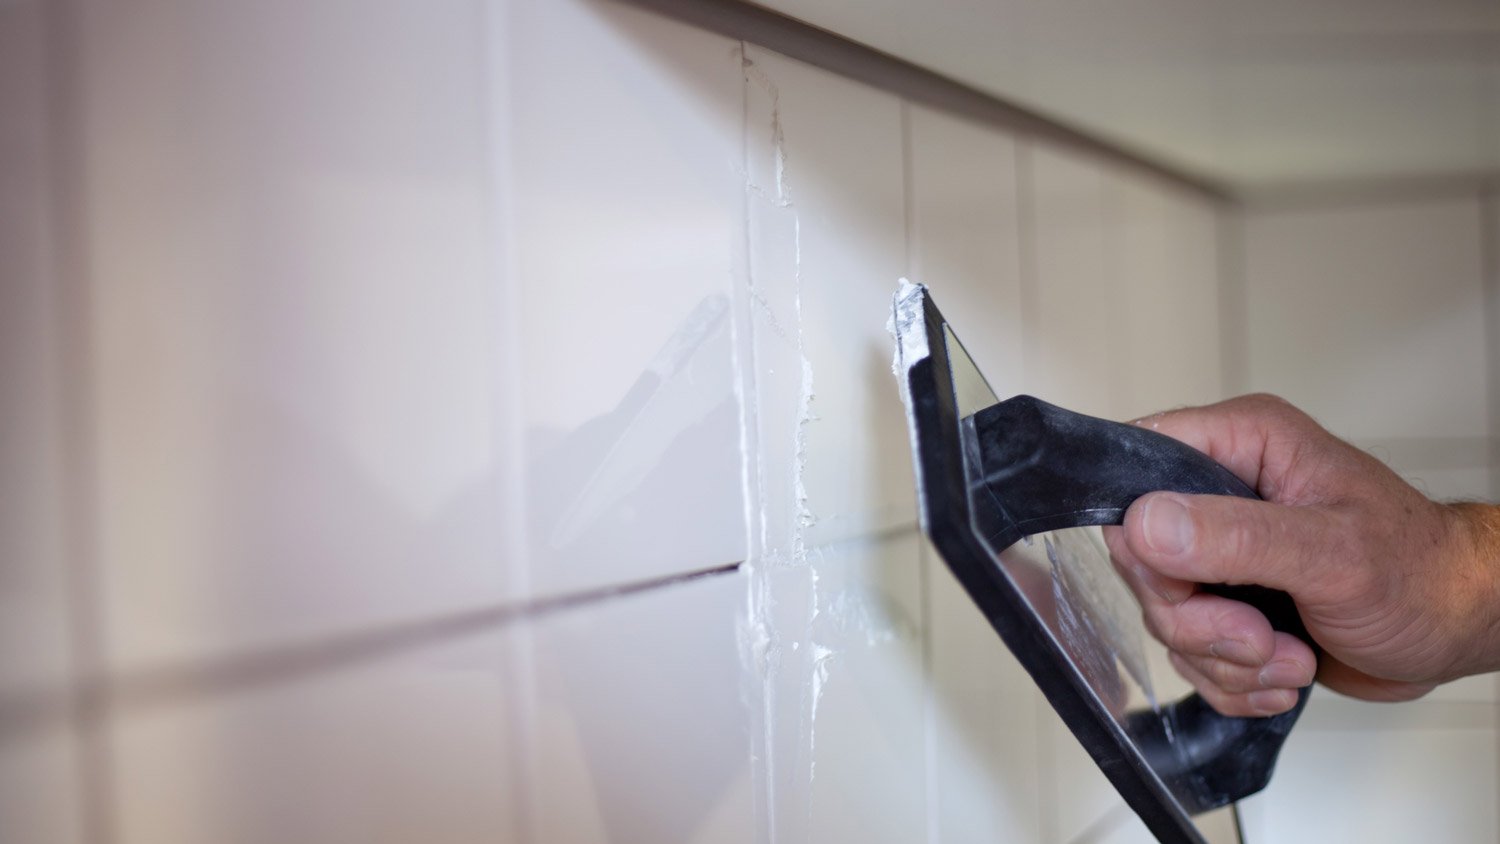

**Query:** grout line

left=900, top=100, right=918, bottom=282
left=900, top=99, right=940, bottom=844
left=733, top=40, right=778, bottom=844
left=1014, top=140, right=1040, bottom=397
left=612, top=0, right=1229, bottom=203
left=41, top=0, right=118, bottom=840
left=0, top=562, right=745, bottom=749
left=1216, top=204, right=1249, bottom=397
left=480, top=1, right=537, bottom=840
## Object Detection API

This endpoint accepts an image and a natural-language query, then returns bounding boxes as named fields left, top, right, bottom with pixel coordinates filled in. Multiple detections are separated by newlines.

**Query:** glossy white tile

left=1111, top=173, right=1224, bottom=419
left=524, top=571, right=754, bottom=844
left=742, top=47, right=914, bottom=552
left=1243, top=198, right=1489, bottom=442
left=1399, top=466, right=1495, bottom=503
left=765, top=531, right=927, bottom=843
left=507, top=0, right=748, bottom=599
left=1024, top=144, right=1121, bottom=419
left=906, top=104, right=1026, bottom=398
left=1422, top=672, right=1500, bottom=705
left=1239, top=720, right=1499, bottom=843
left=905, top=104, right=1040, bottom=842
left=70, top=0, right=512, bottom=674
left=923, top=541, right=1043, bottom=843
left=1037, top=700, right=1138, bottom=844
left=110, top=625, right=521, bottom=844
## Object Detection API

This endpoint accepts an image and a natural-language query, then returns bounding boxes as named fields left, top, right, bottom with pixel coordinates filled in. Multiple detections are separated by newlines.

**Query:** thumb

left=1123, top=491, right=1339, bottom=596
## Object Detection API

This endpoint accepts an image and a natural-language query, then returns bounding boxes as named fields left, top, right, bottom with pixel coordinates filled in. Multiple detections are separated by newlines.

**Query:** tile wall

left=2, top=0, right=1494, bottom=842
left=1236, top=194, right=1500, bottom=842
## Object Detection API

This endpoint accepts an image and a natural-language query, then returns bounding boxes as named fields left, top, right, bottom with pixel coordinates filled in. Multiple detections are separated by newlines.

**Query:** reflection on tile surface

left=526, top=571, right=754, bottom=844
left=509, top=0, right=748, bottom=600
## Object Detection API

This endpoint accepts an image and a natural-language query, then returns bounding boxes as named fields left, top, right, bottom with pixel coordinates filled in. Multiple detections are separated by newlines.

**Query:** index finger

left=1131, top=394, right=1324, bottom=501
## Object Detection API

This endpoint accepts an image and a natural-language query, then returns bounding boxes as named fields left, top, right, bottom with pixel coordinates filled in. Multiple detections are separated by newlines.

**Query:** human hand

left=1104, top=394, right=1500, bottom=717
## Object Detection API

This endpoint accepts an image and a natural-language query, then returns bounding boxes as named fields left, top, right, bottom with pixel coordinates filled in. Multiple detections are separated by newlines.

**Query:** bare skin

left=1103, top=394, right=1500, bottom=717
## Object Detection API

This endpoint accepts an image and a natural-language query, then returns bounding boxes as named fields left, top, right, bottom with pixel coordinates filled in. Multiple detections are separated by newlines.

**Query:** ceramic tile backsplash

left=923, top=542, right=1043, bottom=843
left=110, top=628, right=520, bottom=844
left=906, top=104, right=1027, bottom=397
left=1024, top=144, right=1121, bottom=420
left=1112, top=173, right=1224, bottom=419
left=1243, top=198, right=1489, bottom=442
left=524, top=570, right=754, bottom=844
left=71, top=0, right=511, bottom=675
left=507, top=0, right=749, bottom=600
left=22, top=2, right=1497, bottom=843
left=760, top=531, right=928, bottom=844
left=906, top=104, right=1040, bottom=843
left=1239, top=718, right=1499, bottom=843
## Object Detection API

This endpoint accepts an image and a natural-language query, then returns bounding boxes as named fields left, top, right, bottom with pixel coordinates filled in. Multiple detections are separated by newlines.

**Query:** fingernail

left=1247, top=689, right=1297, bottom=715
left=1258, top=660, right=1313, bottom=689
left=1141, top=495, right=1194, bottom=556
left=1209, top=638, right=1261, bottom=666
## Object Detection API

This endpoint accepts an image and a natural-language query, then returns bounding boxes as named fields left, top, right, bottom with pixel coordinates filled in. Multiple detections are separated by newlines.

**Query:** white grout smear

left=889, top=278, right=930, bottom=523
left=888, top=278, right=929, bottom=385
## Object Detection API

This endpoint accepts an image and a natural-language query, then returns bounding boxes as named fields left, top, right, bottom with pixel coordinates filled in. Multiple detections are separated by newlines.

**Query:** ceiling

left=748, top=0, right=1500, bottom=193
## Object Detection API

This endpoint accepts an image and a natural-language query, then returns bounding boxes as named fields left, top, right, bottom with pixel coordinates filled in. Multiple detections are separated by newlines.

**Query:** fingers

left=1109, top=523, right=1318, bottom=717
left=1169, top=651, right=1302, bottom=717
left=1122, top=490, right=1341, bottom=597
left=1130, top=394, right=1322, bottom=498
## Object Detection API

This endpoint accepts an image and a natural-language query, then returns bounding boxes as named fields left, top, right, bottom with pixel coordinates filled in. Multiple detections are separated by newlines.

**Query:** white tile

left=1399, top=466, right=1494, bottom=503
left=73, top=0, right=513, bottom=672
left=906, top=104, right=1027, bottom=398
left=1111, top=173, right=1224, bottom=420
left=1038, top=700, right=1137, bottom=844
left=1422, top=672, right=1499, bottom=705
left=111, top=626, right=522, bottom=844
left=1243, top=198, right=1489, bottom=442
left=783, top=531, right=927, bottom=843
left=1240, top=722, right=1499, bottom=843
left=924, top=542, right=1043, bottom=843
left=525, top=571, right=754, bottom=844
left=905, top=105, right=1041, bottom=842
left=742, top=47, right=914, bottom=552
left=1025, top=144, right=1122, bottom=420
left=508, top=0, right=748, bottom=599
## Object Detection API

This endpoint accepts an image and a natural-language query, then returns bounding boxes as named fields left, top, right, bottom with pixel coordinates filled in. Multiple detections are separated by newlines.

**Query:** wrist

left=1439, top=502, right=1500, bottom=679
